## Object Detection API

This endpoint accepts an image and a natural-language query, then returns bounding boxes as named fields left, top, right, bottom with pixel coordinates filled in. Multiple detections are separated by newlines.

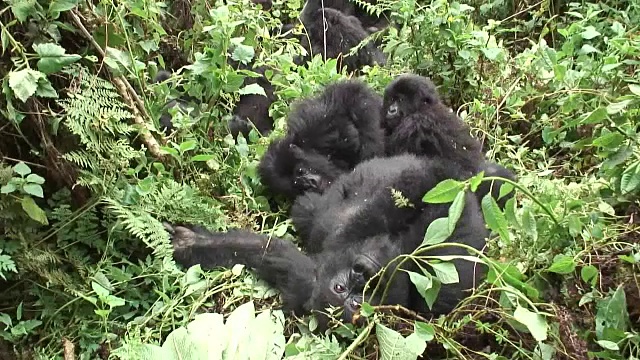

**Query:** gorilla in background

left=382, top=74, right=517, bottom=208
left=227, top=65, right=276, bottom=138
left=258, top=79, right=384, bottom=199
left=299, top=8, right=387, bottom=73
left=167, top=154, right=490, bottom=326
left=300, top=0, right=390, bottom=34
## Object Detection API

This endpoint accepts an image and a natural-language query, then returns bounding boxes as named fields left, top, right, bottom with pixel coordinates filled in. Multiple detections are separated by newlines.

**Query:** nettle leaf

left=422, top=217, right=451, bottom=245
left=547, top=254, right=576, bottom=274
left=481, top=195, right=509, bottom=241
left=468, top=171, right=484, bottom=192
left=34, top=43, right=82, bottom=74
left=448, top=191, right=465, bottom=234
left=22, top=184, right=43, bottom=198
left=8, top=69, right=42, bottom=102
left=376, top=323, right=425, bottom=360
left=13, top=162, right=31, bottom=176
left=21, top=196, right=48, bottom=225
left=513, top=305, right=548, bottom=342
left=238, top=83, right=266, bottom=96
left=429, top=262, right=459, bottom=284
left=232, top=44, right=255, bottom=64
left=422, top=179, right=464, bottom=203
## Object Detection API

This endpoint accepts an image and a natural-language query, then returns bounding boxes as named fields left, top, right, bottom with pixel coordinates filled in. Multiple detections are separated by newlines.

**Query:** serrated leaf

left=429, top=262, right=459, bottom=284
left=34, top=43, right=82, bottom=74
left=514, top=306, right=548, bottom=341
left=376, top=323, right=423, bottom=360
left=422, top=217, right=451, bottom=245
left=238, top=83, right=266, bottom=96
left=8, top=69, right=44, bottom=102
left=22, top=183, right=43, bottom=198
left=629, top=84, right=640, bottom=96
left=422, top=179, right=464, bottom=203
left=481, top=195, right=509, bottom=241
left=547, top=254, right=576, bottom=274
left=447, top=191, right=465, bottom=234
left=13, top=162, right=31, bottom=176
left=232, top=44, right=255, bottom=64
left=20, top=196, right=48, bottom=224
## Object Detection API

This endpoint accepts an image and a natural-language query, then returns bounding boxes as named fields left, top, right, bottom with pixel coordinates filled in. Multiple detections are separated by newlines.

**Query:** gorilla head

left=382, top=74, right=441, bottom=131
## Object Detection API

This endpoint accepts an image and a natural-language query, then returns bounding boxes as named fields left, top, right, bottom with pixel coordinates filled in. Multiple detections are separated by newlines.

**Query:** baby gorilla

left=258, top=79, right=384, bottom=199
left=382, top=74, right=517, bottom=208
left=300, top=0, right=390, bottom=34
left=227, top=65, right=276, bottom=138
left=168, top=154, right=490, bottom=328
left=300, top=7, right=387, bottom=73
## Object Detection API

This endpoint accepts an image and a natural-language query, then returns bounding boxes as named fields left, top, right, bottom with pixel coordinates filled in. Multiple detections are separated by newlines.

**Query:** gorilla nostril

left=351, top=299, right=361, bottom=309
left=387, top=104, right=398, bottom=117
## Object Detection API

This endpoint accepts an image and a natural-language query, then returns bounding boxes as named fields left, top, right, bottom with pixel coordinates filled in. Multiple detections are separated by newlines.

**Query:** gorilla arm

left=166, top=224, right=316, bottom=313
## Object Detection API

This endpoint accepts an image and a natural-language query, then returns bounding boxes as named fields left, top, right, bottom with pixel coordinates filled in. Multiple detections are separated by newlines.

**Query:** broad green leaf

left=376, top=323, right=424, bottom=360
left=521, top=208, right=537, bottom=241
left=620, top=162, right=640, bottom=194
left=25, top=173, right=45, bottom=184
left=481, top=47, right=502, bottom=61
left=9, top=0, right=37, bottom=22
left=596, top=340, right=619, bottom=351
left=191, top=154, right=216, bottom=162
left=408, top=271, right=440, bottom=309
left=179, top=140, right=197, bottom=153
left=547, top=254, right=576, bottom=274
left=105, top=294, right=125, bottom=308
left=513, top=305, right=548, bottom=341
left=629, top=84, right=640, bottom=96
left=582, top=107, right=607, bottom=124
left=429, top=262, right=459, bottom=284
left=422, top=179, right=464, bottom=203
left=224, top=301, right=256, bottom=359
left=13, top=162, right=32, bottom=176
left=34, top=43, right=82, bottom=74
left=468, top=171, right=484, bottom=192
left=595, top=285, right=629, bottom=339
left=481, top=195, right=509, bottom=242
left=581, top=26, right=601, bottom=39
left=447, top=191, right=465, bottom=234
left=580, top=265, right=598, bottom=286
left=606, top=99, right=632, bottom=115
left=239, top=83, right=267, bottom=96
left=91, top=282, right=110, bottom=298
left=591, top=132, right=624, bottom=149
left=22, top=184, right=43, bottom=198
left=580, top=44, right=600, bottom=54
left=35, top=79, right=58, bottom=98
left=93, top=272, right=114, bottom=292
left=498, top=182, right=514, bottom=199
left=8, top=69, right=44, bottom=102
left=21, top=196, right=48, bottom=224
left=413, top=322, right=435, bottom=342
left=1, top=183, right=17, bottom=194
left=48, top=0, right=79, bottom=15
left=232, top=44, right=255, bottom=64
left=273, top=222, right=288, bottom=237
left=422, top=217, right=451, bottom=245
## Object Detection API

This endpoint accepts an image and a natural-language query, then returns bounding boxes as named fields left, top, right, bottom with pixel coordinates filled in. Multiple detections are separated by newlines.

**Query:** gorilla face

left=382, top=74, right=441, bottom=129
left=290, top=144, right=343, bottom=194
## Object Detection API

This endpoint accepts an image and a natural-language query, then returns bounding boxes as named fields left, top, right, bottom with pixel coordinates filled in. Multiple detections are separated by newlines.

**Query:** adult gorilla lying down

left=166, top=155, right=489, bottom=325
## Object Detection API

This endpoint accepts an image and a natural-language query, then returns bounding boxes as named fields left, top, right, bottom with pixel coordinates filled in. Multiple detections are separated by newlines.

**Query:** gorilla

left=167, top=154, right=490, bottom=327
left=382, top=74, right=517, bottom=208
left=258, top=79, right=384, bottom=199
left=227, top=65, right=276, bottom=138
left=299, top=7, right=387, bottom=73
left=300, top=0, right=390, bottom=34
left=153, top=70, right=198, bottom=135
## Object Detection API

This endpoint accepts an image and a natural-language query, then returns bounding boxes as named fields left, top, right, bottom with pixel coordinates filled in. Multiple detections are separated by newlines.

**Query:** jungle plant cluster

left=0, top=0, right=638, bottom=359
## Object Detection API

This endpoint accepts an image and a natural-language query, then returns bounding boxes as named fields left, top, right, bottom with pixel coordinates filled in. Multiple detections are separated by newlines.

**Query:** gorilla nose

left=387, top=104, right=398, bottom=117
left=350, top=298, right=361, bottom=310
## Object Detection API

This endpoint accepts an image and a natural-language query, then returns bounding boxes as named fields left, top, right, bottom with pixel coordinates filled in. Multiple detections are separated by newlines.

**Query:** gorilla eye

left=334, top=284, right=346, bottom=293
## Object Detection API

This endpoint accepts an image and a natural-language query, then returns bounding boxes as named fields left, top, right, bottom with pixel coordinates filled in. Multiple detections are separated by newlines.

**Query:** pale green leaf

left=8, top=69, right=44, bottom=102
left=429, top=262, right=459, bottom=284
left=239, top=83, right=267, bottom=96
left=22, top=183, right=43, bottom=198
left=422, top=179, right=464, bottom=203
left=422, top=217, right=451, bottom=245
left=20, top=196, right=48, bottom=224
left=513, top=305, right=548, bottom=341
left=13, top=162, right=32, bottom=176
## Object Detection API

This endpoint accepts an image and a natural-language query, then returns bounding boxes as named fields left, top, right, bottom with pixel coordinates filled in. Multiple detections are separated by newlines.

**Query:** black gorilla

left=258, top=79, right=384, bottom=199
left=227, top=65, right=276, bottom=138
left=153, top=70, right=198, bottom=135
left=299, top=7, right=387, bottom=73
left=382, top=74, right=517, bottom=208
left=167, top=154, right=489, bottom=325
left=300, top=0, right=390, bottom=33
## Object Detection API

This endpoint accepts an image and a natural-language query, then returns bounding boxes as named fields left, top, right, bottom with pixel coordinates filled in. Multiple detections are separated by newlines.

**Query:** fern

left=57, top=65, right=143, bottom=192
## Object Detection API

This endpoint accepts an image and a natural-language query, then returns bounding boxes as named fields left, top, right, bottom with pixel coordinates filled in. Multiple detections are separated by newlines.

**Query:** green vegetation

left=0, top=0, right=639, bottom=359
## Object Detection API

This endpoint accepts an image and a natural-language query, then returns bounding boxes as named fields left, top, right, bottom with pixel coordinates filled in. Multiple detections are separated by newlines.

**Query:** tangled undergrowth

left=0, top=0, right=639, bottom=359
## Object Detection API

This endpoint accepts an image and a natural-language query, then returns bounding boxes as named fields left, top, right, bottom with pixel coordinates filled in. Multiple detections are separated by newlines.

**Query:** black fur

left=168, top=154, right=489, bottom=326
left=300, top=0, right=390, bottom=33
left=153, top=70, right=197, bottom=135
left=300, top=7, right=387, bottom=73
left=228, top=66, right=276, bottom=138
left=258, top=79, right=384, bottom=199
left=382, top=74, right=517, bottom=208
